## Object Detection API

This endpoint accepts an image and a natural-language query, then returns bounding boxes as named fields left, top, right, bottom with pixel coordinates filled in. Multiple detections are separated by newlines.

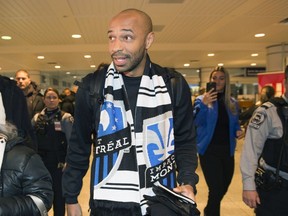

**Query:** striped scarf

left=92, top=63, right=177, bottom=214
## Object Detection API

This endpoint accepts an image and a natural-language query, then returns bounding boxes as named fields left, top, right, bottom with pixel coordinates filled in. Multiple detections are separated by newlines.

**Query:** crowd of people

left=0, top=8, right=287, bottom=216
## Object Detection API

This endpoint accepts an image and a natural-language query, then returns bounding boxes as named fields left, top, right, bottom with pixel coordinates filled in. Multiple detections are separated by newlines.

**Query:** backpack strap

left=74, top=67, right=107, bottom=134
left=90, top=69, right=106, bottom=133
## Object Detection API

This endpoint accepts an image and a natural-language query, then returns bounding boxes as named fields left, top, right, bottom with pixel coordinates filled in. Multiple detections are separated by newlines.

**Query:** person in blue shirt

left=193, top=66, right=243, bottom=216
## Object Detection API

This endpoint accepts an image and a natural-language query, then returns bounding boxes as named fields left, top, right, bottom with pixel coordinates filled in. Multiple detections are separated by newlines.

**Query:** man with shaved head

left=63, top=8, right=199, bottom=216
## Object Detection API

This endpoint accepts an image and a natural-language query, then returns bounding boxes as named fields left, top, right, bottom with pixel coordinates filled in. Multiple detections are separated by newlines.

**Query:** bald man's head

left=112, top=9, right=153, bottom=35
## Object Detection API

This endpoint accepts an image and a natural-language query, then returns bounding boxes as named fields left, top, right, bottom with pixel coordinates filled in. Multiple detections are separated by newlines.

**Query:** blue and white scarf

left=93, top=63, right=176, bottom=214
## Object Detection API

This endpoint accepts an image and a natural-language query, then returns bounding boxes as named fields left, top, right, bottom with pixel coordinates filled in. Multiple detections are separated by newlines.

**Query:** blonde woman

left=193, top=66, right=243, bottom=216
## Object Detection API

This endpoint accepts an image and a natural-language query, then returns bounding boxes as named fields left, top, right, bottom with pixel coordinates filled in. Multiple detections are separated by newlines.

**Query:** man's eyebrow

left=107, top=29, right=133, bottom=34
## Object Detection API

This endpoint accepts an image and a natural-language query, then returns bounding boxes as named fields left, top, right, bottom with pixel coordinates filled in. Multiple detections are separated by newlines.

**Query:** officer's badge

left=249, top=111, right=266, bottom=129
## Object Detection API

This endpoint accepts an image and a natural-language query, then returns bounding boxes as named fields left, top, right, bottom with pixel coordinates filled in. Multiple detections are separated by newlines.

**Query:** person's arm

left=62, top=78, right=94, bottom=205
left=240, top=106, right=272, bottom=208
left=173, top=74, right=199, bottom=194
left=62, top=112, right=74, bottom=142
left=193, top=95, right=208, bottom=126
left=0, top=149, right=53, bottom=216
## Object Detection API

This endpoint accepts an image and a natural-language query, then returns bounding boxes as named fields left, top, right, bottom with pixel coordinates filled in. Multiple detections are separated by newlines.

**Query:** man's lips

left=113, top=56, right=128, bottom=65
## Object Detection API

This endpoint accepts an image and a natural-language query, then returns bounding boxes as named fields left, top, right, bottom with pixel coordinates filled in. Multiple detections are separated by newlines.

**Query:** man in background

left=0, top=74, right=37, bottom=150
left=15, top=69, right=45, bottom=119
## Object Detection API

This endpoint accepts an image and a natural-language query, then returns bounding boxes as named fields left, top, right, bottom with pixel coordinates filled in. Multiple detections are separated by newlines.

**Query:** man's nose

left=111, top=39, right=123, bottom=53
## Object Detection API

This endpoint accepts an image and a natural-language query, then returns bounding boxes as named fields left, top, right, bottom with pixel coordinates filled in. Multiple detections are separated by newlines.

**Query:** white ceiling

left=0, top=0, right=288, bottom=79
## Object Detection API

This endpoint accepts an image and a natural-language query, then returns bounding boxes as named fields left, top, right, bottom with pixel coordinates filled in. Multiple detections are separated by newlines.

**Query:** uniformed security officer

left=32, top=87, right=73, bottom=216
left=240, top=65, right=288, bottom=216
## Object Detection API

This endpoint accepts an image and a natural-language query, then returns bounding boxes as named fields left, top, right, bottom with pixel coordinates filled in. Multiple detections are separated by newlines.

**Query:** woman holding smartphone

left=193, top=66, right=243, bottom=216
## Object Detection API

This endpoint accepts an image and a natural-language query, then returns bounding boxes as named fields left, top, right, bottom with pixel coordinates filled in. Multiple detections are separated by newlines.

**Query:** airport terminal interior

left=1, top=0, right=288, bottom=216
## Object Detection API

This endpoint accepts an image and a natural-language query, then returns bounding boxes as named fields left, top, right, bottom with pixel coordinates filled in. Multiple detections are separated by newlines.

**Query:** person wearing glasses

left=193, top=66, right=243, bottom=216
left=32, top=88, right=73, bottom=216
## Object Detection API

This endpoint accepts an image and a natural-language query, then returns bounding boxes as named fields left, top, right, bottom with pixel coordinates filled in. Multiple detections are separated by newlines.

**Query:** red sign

left=258, top=71, right=284, bottom=96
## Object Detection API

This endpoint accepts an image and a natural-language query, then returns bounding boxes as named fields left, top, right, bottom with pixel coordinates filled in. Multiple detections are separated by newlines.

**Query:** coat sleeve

left=173, top=74, right=199, bottom=191
left=0, top=150, right=53, bottom=216
left=62, top=76, right=94, bottom=204
left=240, top=105, right=280, bottom=191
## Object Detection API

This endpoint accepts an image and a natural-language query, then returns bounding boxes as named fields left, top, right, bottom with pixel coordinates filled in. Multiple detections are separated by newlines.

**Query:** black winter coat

left=0, top=75, right=37, bottom=150
left=0, top=138, right=53, bottom=215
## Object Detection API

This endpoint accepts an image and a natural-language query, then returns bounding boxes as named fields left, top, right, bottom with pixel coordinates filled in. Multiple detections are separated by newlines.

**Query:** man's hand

left=66, top=203, right=82, bottom=216
left=173, top=184, right=196, bottom=201
left=242, top=190, right=260, bottom=208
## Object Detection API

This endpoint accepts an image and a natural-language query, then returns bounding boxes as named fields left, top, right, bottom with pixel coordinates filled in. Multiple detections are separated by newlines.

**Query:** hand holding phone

left=206, top=82, right=216, bottom=92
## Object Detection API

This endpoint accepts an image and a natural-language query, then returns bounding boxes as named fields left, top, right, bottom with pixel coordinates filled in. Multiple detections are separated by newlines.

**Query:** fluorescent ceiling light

left=90, top=65, right=96, bottom=68
left=72, top=34, right=81, bottom=38
left=218, top=63, right=224, bottom=66
left=84, top=55, right=91, bottom=58
left=184, top=63, right=190, bottom=67
left=251, top=53, right=258, bottom=57
left=207, top=53, right=215, bottom=57
left=37, top=56, right=45, bottom=59
left=1, top=35, right=12, bottom=40
left=251, top=63, right=257, bottom=66
left=254, top=33, right=265, bottom=38
left=55, top=65, right=61, bottom=69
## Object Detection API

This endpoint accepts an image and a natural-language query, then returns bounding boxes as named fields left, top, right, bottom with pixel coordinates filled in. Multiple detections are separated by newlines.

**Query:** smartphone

left=206, top=82, right=216, bottom=92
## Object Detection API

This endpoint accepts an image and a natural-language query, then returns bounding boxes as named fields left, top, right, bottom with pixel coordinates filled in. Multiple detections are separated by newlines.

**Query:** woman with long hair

left=193, top=66, right=243, bottom=216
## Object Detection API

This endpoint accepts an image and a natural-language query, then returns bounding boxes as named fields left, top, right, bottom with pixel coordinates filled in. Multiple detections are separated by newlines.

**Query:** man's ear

left=145, top=32, right=154, bottom=49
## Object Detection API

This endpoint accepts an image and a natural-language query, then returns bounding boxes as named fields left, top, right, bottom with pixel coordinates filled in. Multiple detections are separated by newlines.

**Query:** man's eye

left=123, top=35, right=132, bottom=40
left=108, top=36, right=115, bottom=41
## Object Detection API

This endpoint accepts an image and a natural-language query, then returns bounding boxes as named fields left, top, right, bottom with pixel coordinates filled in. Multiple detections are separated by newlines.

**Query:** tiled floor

left=50, top=138, right=255, bottom=216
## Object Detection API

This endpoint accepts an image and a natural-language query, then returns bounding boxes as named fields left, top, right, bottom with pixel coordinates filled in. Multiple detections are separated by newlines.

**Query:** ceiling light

left=84, top=55, right=91, bottom=58
left=66, top=71, right=71, bottom=75
left=196, top=69, right=200, bottom=73
left=218, top=63, right=224, bottom=66
left=72, top=34, right=81, bottom=38
left=254, top=33, right=265, bottom=38
left=90, top=65, right=96, bottom=68
left=73, top=76, right=77, bottom=79
left=55, top=65, right=61, bottom=69
left=184, top=63, right=190, bottom=67
left=251, top=53, right=258, bottom=57
left=37, top=56, right=45, bottom=59
left=251, top=63, right=257, bottom=66
left=1, top=35, right=12, bottom=40
left=207, top=53, right=215, bottom=57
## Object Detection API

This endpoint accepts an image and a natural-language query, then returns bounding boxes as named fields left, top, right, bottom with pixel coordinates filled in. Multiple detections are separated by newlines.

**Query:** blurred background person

left=32, top=88, right=73, bottom=216
left=0, top=74, right=37, bottom=150
left=0, top=92, right=53, bottom=215
left=59, top=88, right=75, bottom=116
left=193, top=66, right=243, bottom=216
left=239, top=85, right=275, bottom=127
left=15, top=69, right=45, bottom=119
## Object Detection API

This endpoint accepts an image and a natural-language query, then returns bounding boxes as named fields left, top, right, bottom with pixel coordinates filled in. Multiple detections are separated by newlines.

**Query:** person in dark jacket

left=15, top=69, right=45, bottom=119
left=0, top=95, right=53, bottom=216
left=0, top=75, right=37, bottom=150
left=32, top=87, right=73, bottom=216
left=60, top=88, right=75, bottom=116
left=62, top=9, right=198, bottom=216
left=239, top=85, right=275, bottom=127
